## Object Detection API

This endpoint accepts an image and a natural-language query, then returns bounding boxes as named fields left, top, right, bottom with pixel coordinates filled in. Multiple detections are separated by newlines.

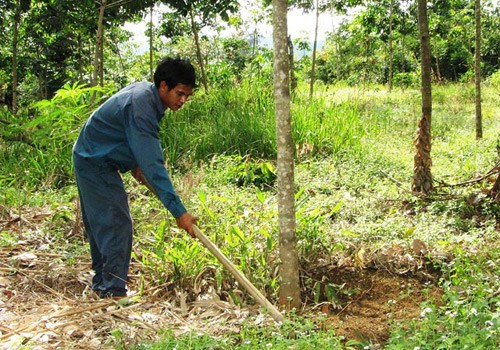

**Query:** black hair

left=153, top=57, right=196, bottom=89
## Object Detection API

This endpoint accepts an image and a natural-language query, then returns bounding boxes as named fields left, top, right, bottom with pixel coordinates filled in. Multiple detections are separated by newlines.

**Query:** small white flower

left=266, top=343, right=273, bottom=347
left=414, top=347, right=421, bottom=350
left=244, top=340, right=251, bottom=345
left=420, top=307, right=433, bottom=318
left=485, top=320, right=494, bottom=327
left=445, top=310, right=456, bottom=318
left=470, top=308, right=478, bottom=315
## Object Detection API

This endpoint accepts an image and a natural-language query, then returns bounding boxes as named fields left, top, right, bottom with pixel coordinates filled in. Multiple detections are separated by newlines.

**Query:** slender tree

left=149, top=6, right=154, bottom=82
left=412, top=0, right=433, bottom=195
left=475, top=0, right=482, bottom=140
left=92, top=0, right=107, bottom=87
left=388, top=0, right=394, bottom=92
left=272, top=0, right=301, bottom=310
left=6, top=0, right=30, bottom=115
left=11, top=0, right=21, bottom=115
left=309, top=0, right=320, bottom=99
left=91, top=0, right=155, bottom=87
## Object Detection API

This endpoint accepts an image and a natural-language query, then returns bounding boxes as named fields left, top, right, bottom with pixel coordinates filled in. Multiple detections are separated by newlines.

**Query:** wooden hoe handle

left=192, top=225, right=284, bottom=322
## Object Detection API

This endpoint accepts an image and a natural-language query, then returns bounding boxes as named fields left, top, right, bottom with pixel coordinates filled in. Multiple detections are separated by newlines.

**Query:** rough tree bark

left=412, top=0, right=433, bottom=195
left=272, top=0, right=301, bottom=310
left=490, top=173, right=500, bottom=203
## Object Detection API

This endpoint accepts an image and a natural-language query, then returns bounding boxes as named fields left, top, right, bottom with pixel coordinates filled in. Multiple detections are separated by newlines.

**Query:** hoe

left=192, top=225, right=284, bottom=322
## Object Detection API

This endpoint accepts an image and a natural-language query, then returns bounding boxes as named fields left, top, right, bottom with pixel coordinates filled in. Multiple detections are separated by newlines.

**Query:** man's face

left=159, top=81, right=193, bottom=111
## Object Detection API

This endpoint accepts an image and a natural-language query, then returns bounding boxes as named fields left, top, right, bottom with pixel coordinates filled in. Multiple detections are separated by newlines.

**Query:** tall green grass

left=160, top=78, right=369, bottom=168
left=160, top=78, right=276, bottom=166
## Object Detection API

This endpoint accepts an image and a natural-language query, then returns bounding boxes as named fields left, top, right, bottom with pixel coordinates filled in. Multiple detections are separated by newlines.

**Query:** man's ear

left=160, top=81, right=171, bottom=91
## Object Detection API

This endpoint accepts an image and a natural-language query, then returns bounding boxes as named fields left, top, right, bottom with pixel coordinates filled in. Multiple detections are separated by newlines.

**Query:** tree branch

left=435, top=161, right=500, bottom=188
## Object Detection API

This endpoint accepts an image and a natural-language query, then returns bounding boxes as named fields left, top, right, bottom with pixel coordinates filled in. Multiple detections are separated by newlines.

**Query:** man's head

left=154, top=57, right=196, bottom=111
left=154, top=57, right=196, bottom=89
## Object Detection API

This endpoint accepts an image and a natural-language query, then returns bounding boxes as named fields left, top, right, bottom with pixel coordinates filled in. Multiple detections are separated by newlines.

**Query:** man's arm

left=132, top=166, right=198, bottom=237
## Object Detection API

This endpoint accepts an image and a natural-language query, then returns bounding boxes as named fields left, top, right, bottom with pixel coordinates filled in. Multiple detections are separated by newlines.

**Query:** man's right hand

left=175, top=212, right=198, bottom=238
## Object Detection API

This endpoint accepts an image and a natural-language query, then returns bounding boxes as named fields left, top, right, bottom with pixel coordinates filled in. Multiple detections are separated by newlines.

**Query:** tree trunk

left=309, top=0, right=319, bottom=99
left=435, top=54, right=442, bottom=82
left=475, top=0, right=483, bottom=140
left=272, top=0, right=301, bottom=310
left=388, top=0, right=393, bottom=92
left=412, top=0, right=433, bottom=195
left=92, top=0, right=106, bottom=87
left=11, top=0, right=21, bottom=115
left=149, top=6, right=154, bottom=82
left=490, top=173, right=500, bottom=203
left=288, top=35, right=297, bottom=93
left=190, top=10, right=208, bottom=92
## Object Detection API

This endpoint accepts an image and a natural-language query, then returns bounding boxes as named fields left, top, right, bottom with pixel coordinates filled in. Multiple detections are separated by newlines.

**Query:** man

left=73, top=57, right=198, bottom=298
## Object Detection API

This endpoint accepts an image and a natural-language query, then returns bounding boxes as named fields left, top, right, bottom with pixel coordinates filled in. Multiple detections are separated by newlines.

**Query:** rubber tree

left=161, top=0, right=239, bottom=92
left=412, top=0, right=433, bottom=195
left=388, top=0, right=394, bottom=91
left=475, top=0, right=482, bottom=140
left=272, top=0, right=301, bottom=310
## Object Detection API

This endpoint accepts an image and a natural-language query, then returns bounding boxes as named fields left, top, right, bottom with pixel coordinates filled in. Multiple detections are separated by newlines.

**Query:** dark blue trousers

left=73, top=155, right=132, bottom=295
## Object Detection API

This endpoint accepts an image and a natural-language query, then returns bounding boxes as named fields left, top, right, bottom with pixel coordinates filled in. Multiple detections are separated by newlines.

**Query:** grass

left=134, top=314, right=364, bottom=350
left=1, top=79, right=499, bottom=348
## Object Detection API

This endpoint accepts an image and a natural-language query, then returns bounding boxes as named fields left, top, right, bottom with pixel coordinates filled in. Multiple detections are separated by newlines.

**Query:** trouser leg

left=73, top=156, right=133, bottom=295
left=77, top=184, right=104, bottom=291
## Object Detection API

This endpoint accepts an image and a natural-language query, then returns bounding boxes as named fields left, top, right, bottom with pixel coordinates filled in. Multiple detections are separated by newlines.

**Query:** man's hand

left=176, top=212, right=198, bottom=238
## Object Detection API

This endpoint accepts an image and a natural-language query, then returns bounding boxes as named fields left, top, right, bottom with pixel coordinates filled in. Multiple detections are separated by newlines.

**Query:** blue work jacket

left=73, top=82, right=187, bottom=218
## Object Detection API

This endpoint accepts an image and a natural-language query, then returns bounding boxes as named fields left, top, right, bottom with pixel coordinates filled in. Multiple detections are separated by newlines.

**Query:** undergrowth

left=1, top=81, right=499, bottom=348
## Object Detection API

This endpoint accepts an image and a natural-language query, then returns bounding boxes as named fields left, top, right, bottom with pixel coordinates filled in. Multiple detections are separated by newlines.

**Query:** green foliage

left=160, top=77, right=276, bottom=165
left=135, top=218, right=209, bottom=287
left=1, top=81, right=499, bottom=349
left=392, top=72, right=419, bottom=90
left=488, top=69, right=500, bottom=88
left=223, top=155, right=276, bottom=188
left=0, top=83, right=113, bottom=188
left=386, top=248, right=500, bottom=349
left=135, top=314, right=361, bottom=349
